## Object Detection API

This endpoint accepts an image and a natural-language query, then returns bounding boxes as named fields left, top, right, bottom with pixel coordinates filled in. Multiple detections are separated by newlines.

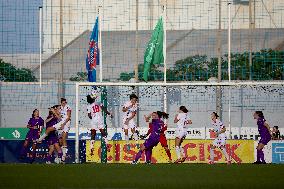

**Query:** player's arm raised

left=88, top=112, right=92, bottom=119
left=144, top=114, right=151, bottom=122
left=174, top=114, right=179, bottom=123
left=45, top=115, right=53, bottom=123
left=101, top=105, right=113, bottom=118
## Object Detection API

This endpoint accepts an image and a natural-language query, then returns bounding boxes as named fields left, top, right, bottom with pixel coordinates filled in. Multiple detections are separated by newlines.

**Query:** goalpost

left=75, top=81, right=284, bottom=163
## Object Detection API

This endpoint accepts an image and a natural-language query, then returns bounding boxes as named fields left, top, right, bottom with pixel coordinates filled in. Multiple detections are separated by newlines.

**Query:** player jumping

left=132, top=111, right=167, bottom=164
left=45, top=107, right=63, bottom=164
left=87, top=93, right=112, bottom=156
left=122, top=94, right=139, bottom=151
left=144, top=111, right=172, bottom=163
left=37, top=105, right=64, bottom=142
left=58, top=98, right=71, bottom=162
left=174, top=106, right=192, bottom=163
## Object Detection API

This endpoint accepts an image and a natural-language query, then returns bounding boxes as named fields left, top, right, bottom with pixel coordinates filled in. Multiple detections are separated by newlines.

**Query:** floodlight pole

left=216, top=0, right=222, bottom=120
left=59, top=0, right=65, bottom=100
left=39, top=6, right=43, bottom=109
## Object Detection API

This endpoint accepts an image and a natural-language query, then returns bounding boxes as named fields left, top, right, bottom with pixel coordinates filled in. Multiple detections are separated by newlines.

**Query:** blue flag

left=86, top=17, right=100, bottom=82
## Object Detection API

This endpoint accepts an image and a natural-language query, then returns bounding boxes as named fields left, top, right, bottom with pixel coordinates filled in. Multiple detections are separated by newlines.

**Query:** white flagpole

left=75, top=83, right=79, bottom=163
left=228, top=2, right=232, bottom=139
left=163, top=4, right=167, bottom=118
left=163, top=5, right=167, bottom=84
left=99, top=5, right=102, bottom=82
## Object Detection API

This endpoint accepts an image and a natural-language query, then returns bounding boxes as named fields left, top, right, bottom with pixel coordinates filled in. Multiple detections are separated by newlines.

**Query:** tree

left=118, top=49, right=284, bottom=82
left=69, top=72, right=88, bottom=81
left=0, top=59, right=37, bottom=82
left=252, top=49, right=284, bottom=80
left=170, top=55, right=209, bottom=81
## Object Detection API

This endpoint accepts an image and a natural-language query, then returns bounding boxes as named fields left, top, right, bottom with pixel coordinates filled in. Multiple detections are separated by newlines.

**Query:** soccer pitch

left=0, top=164, right=283, bottom=189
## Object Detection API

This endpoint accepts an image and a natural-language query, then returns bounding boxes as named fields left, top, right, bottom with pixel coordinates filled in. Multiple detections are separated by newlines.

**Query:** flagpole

left=163, top=4, right=167, bottom=119
left=99, top=3, right=102, bottom=82
left=163, top=5, right=167, bottom=84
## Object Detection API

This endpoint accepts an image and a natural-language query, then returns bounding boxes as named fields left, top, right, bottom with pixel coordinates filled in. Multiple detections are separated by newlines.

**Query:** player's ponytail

left=157, top=111, right=169, bottom=119
left=179, top=106, right=188, bottom=113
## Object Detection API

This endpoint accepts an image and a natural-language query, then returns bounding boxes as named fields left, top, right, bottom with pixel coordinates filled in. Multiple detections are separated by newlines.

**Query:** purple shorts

left=25, top=130, right=39, bottom=142
left=144, top=135, right=160, bottom=149
left=259, top=137, right=271, bottom=145
left=47, top=136, right=59, bottom=146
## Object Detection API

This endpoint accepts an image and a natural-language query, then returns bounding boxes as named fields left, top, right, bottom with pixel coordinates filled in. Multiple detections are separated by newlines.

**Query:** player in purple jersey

left=253, top=111, right=272, bottom=164
left=132, top=111, right=168, bottom=164
left=19, top=109, right=44, bottom=163
left=37, top=105, right=62, bottom=143
left=45, top=108, right=63, bottom=164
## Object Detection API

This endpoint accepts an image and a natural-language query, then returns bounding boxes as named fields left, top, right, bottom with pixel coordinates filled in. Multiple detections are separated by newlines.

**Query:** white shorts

left=175, top=128, right=187, bottom=139
left=122, top=117, right=136, bottom=130
left=52, top=120, right=64, bottom=130
left=53, top=120, right=70, bottom=133
left=62, top=120, right=71, bottom=133
left=213, top=137, right=226, bottom=147
left=91, top=118, right=104, bottom=130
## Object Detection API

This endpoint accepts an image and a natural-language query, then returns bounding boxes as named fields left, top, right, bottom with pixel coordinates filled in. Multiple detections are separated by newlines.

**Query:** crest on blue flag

left=86, top=17, right=99, bottom=82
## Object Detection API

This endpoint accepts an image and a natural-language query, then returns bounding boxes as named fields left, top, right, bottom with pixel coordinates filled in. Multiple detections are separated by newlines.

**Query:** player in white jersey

left=58, top=98, right=71, bottom=162
left=122, top=94, right=139, bottom=151
left=174, top=106, right=192, bottom=163
left=87, top=93, right=112, bottom=155
left=208, top=112, right=231, bottom=164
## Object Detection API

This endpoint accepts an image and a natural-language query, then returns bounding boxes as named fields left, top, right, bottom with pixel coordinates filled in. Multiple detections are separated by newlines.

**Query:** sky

left=0, top=0, right=43, bottom=53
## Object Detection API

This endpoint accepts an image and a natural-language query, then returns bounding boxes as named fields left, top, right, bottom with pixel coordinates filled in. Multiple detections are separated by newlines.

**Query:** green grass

left=0, top=163, right=283, bottom=189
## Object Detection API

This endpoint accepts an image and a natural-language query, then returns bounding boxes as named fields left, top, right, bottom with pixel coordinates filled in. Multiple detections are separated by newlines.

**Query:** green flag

left=143, top=17, right=164, bottom=81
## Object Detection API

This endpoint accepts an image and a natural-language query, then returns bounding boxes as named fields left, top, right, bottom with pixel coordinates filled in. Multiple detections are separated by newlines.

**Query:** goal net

left=75, top=81, right=284, bottom=163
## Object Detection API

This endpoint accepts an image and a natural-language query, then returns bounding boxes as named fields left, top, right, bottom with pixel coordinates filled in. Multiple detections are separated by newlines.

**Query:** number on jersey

left=92, top=105, right=100, bottom=113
